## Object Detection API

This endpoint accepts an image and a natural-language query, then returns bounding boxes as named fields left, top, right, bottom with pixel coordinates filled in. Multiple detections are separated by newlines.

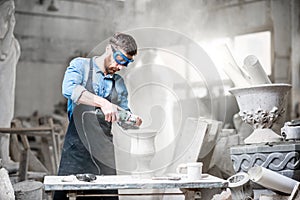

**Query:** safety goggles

left=111, top=45, right=134, bottom=67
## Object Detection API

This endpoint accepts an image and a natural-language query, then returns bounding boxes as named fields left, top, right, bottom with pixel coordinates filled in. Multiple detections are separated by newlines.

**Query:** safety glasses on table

left=111, top=45, right=134, bottom=67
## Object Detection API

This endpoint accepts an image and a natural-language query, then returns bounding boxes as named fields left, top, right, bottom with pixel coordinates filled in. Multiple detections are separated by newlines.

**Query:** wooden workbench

left=44, top=174, right=228, bottom=200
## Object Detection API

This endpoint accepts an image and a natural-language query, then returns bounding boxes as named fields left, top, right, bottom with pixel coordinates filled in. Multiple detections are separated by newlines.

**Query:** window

left=234, top=31, right=271, bottom=75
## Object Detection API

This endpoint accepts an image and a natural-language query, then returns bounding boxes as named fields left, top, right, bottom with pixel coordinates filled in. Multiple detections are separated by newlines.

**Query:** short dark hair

left=109, top=32, right=137, bottom=56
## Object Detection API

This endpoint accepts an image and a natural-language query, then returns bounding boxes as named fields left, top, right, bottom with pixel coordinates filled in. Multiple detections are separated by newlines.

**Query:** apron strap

left=85, top=58, right=95, bottom=94
left=106, top=79, right=118, bottom=104
left=86, top=57, right=117, bottom=104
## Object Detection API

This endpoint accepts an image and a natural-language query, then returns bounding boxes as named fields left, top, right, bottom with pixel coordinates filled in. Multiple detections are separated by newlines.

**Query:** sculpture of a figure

left=0, top=0, right=21, bottom=165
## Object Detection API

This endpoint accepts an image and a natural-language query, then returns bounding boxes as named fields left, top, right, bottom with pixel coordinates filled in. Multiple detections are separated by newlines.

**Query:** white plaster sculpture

left=221, top=48, right=272, bottom=88
left=242, top=55, right=272, bottom=85
left=127, top=129, right=157, bottom=177
left=0, top=0, right=21, bottom=164
left=0, top=168, right=15, bottom=200
left=220, top=45, right=251, bottom=88
left=227, top=172, right=252, bottom=200
left=248, top=166, right=299, bottom=194
left=281, top=121, right=300, bottom=140
left=229, top=84, right=291, bottom=144
left=168, top=118, right=210, bottom=174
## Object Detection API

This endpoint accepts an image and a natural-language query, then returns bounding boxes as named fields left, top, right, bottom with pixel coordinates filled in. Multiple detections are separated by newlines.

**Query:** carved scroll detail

left=231, top=152, right=300, bottom=172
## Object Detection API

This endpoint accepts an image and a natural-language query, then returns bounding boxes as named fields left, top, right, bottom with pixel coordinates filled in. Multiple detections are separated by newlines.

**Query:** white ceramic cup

left=176, top=162, right=203, bottom=181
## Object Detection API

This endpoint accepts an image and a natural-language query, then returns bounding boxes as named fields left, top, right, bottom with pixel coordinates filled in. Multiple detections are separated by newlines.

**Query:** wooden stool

left=0, top=117, right=62, bottom=180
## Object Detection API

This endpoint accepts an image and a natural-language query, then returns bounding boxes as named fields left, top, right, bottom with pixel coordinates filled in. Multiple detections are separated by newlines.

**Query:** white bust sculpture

left=0, top=0, right=20, bottom=165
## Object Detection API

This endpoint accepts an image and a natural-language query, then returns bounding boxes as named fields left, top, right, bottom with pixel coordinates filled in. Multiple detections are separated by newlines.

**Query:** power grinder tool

left=95, top=107, right=139, bottom=130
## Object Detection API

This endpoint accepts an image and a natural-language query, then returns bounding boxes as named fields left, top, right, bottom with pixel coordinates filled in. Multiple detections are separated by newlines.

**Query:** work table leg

left=67, top=192, right=77, bottom=200
left=181, top=188, right=224, bottom=200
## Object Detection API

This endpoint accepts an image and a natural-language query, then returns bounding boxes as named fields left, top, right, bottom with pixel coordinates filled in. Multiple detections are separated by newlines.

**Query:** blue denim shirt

left=62, top=56, right=130, bottom=119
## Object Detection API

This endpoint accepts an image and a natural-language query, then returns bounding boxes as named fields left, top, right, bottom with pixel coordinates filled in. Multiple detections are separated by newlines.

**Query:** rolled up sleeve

left=71, top=85, right=86, bottom=103
left=62, top=58, right=86, bottom=104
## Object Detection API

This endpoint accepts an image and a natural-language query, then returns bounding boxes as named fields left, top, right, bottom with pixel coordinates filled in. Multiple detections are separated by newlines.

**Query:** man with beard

left=54, top=32, right=142, bottom=200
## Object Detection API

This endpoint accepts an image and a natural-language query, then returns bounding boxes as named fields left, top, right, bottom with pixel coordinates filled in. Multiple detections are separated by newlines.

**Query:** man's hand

left=78, top=90, right=142, bottom=124
left=100, top=99, right=118, bottom=122
left=78, top=90, right=118, bottom=122
left=135, top=116, right=142, bottom=126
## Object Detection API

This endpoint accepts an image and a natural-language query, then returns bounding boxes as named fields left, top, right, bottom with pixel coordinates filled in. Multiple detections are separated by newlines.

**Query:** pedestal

left=230, top=142, right=300, bottom=180
left=244, top=128, right=282, bottom=144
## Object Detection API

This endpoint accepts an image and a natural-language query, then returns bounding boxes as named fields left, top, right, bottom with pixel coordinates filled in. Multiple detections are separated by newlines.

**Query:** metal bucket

left=13, top=180, right=43, bottom=200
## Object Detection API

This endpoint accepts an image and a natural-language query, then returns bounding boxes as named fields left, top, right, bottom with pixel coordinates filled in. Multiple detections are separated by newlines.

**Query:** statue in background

left=0, top=0, right=20, bottom=166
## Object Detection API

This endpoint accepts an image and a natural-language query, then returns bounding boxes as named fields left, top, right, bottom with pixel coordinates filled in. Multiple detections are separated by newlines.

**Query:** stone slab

left=230, top=142, right=300, bottom=154
left=230, top=142, right=300, bottom=180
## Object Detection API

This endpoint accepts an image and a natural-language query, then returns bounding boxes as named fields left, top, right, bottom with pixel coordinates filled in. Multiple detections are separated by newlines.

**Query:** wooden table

left=44, top=174, right=228, bottom=200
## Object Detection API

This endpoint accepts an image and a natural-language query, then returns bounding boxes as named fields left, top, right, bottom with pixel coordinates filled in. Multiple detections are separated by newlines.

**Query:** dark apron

left=54, top=58, right=119, bottom=200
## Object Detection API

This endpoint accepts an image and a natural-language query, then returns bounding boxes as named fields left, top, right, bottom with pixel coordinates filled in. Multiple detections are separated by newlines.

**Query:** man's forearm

left=77, top=90, right=107, bottom=108
left=78, top=90, right=120, bottom=122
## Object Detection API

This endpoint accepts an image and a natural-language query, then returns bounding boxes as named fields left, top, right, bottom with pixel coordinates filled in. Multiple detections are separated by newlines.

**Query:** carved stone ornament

left=229, top=84, right=292, bottom=144
left=239, top=106, right=285, bottom=129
